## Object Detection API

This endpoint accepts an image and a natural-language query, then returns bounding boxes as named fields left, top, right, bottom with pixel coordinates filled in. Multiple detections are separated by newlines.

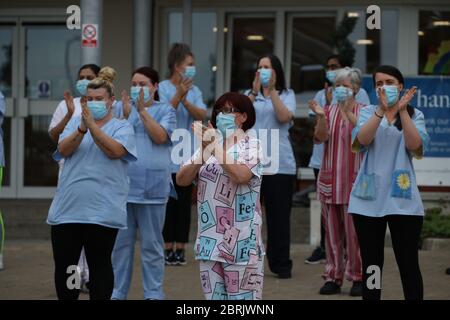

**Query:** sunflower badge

left=391, top=170, right=412, bottom=199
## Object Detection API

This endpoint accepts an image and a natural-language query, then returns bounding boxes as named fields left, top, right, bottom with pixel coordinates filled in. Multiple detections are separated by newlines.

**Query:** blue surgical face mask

left=184, top=66, right=196, bottom=79
left=334, top=86, right=353, bottom=102
left=76, top=79, right=90, bottom=96
left=259, top=68, right=272, bottom=87
left=130, top=86, right=150, bottom=102
left=87, top=101, right=109, bottom=120
left=326, top=70, right=337, bottom=84
left=216, top=112, right=237, bottom=139
left=381, top=85, right=399, bottom=107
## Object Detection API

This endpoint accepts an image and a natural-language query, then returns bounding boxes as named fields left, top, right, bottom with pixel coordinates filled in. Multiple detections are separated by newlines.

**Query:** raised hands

left=308, top=99, right=325, bottom=117
left=80, top=96, right=94, bottom=130
left=121, top=89, right=131, bottom=119
left=176, top=73, right=193, bottom=100
left=252, top=71, right=261, bottom=94
left=398, top=86, right=417, bottom=112
left=136, top=87, right=154, bottom=113
left=64, top=90, right=75, bottom=117
left=376, top=86, right=389, bottom=112
left=267, top=69, right=277, bottom=92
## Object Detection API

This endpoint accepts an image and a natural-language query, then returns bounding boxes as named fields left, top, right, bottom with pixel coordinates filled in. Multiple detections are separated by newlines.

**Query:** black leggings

left=352, top=214, right=423, bottom=300
left=163, top=173, right=193, bottom=244
left=51, top=223, right=118, bottom=300
left=261, top=174, right=295, bottom=276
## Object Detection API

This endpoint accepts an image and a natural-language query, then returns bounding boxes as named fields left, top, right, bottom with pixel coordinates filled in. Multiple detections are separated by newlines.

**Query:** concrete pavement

left=0, top=240, right=449, bottom=300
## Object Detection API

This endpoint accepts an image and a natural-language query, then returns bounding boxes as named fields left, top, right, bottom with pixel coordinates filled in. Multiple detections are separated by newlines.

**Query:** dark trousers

left=51, top=223, right=118, bottom=300
left=261, top=174, right=295, bottom=276
left=163, top=173, right=193, bottom=244
left=352, top=214, right=424, bottom=300
left=313, top=168, right=325, bottom=250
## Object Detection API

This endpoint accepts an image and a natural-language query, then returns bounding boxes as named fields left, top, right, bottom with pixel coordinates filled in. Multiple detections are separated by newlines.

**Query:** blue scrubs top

left=245, top=89, right=297, bottom=175
left=158, top=79, right=207, bottom=173
left=115, top=101, right=177, bottom=204
left=308, top=88, right=371, bottom=169
left=348, top=105, right=430, bottom=217
left=47, top=116, right=138, bottom=229
left=0, top=91, right=5, bottom=166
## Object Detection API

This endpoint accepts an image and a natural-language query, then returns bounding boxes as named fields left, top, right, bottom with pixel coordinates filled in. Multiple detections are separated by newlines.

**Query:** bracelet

left=249, top=91, right=258, bottom=97
left=77, top=126, right=87, bottom=134
left=374, top=110, right=384, bottom=119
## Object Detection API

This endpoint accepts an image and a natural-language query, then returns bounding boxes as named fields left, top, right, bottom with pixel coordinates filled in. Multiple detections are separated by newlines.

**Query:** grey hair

left=334, top=67, right=362, bottom=91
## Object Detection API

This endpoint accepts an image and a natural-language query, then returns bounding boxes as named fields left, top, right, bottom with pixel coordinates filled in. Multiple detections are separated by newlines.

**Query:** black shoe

left=350, top=281, right=363, bottom=297
left=276, top=271, right=292, bottom=279
left=319, top=281, right=341, bottom=295
left=305, top=247, right=326, bottom=265
left=174, top=249, right=187, bottom=266
left=446, top=268, right=450, bottom=275
left=165, top=249, right=176, bottom=266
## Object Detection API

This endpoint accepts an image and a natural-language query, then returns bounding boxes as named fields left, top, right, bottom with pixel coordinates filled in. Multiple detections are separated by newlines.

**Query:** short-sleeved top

left=47, top=116, right=138, bottom=229
left=183, top=135, right=265, bottom=266
left=0, top=91, right=5, bottom=166
left=348, top=105, right=430, bottom=217
left=114, top=101, right=176, bottom=204
left=158, top=79, right=207, bottom=173
left=245, top=89, right=297, bottom=175
left=317, top=103, right=364, bottom=204
left=309, top=88, right=370, bottom=169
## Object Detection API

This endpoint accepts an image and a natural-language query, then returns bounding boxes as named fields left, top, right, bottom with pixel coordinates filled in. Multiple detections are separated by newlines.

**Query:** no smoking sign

left=81, top=23, right=98, bottom=48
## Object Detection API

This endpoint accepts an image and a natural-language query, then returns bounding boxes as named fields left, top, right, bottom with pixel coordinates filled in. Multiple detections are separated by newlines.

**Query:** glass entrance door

left=0, top=17, right=81, bottom=199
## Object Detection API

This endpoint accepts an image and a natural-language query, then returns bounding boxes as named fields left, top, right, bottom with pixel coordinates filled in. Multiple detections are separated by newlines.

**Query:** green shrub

left=421, top=208, right=450, bottom=240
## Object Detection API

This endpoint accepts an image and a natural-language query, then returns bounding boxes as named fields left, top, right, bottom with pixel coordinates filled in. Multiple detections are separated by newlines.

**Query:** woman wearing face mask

left=177, top=92, right=264, bottom=300
left=111, top=67, right=176, bottom=300
left=305, top=55, right=370, bottom=265
left=48, top=63, right=101, bottom=293
left=309, top=67, right=365, bottom=296
left=49, top=64, right=101, bottom=144
left=47, top=67, right=138, bottom=300
left=247, top=54, right=296, bottom=279
left=349, top=65, right=429, bottom=300
left=159, top=43, right=207, bottom=266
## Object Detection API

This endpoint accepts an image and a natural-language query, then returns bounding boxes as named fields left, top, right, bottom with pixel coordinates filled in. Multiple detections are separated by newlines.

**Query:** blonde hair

left=87, top=66, right=117, bottom=96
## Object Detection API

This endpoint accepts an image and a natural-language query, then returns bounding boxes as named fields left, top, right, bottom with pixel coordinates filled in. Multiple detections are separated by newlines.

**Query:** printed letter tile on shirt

left=199, top=201, right=216, bottom=232
left=214, top=174, right=238, bottom=207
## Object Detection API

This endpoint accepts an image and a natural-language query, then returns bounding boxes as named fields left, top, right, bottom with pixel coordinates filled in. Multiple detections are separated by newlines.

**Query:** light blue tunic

left=348, top=105, right=430, bottom=217
left=158, top=79, right=207, bottom=173
left=246, top=89, right=297, bottom=175
left=0, top=91, right=5, bottom=166
left=114, top=101, right=177, bottom=204
left=308, top=88, right=370, bottom=169
left=47, top=116, right=138, bottom=229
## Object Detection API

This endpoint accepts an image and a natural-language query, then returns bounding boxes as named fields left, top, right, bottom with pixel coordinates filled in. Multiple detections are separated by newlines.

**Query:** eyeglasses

left=215, top=106, right=240, bottom=114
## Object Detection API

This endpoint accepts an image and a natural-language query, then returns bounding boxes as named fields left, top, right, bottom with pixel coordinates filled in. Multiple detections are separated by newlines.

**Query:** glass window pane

left=24, top=116, right=58, bottom=186
left=25, top=24, right=81, bottom=100
left=0, top=25, right=13, bottom=97
left=1, top=117, right=11, bottom=187
left=365, top=12, right=380, bottom=74
left=419, top=11, right=450, bottom=75
left=168, top=12, right=217, bottom=105
left=290, top=16, right=335, bottom=93
left=230, top=17, right=275, bottom=92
